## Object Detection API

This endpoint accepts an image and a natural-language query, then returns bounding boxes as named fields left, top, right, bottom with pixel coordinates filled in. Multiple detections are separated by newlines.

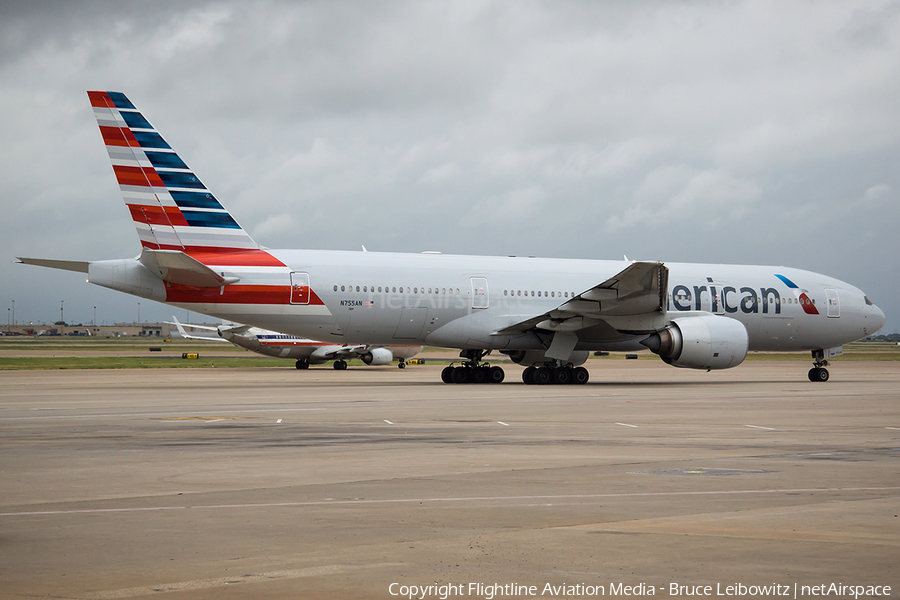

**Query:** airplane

left=17, top=91, right=886, bottom=385
left=169, top=317, right=422, bottom=369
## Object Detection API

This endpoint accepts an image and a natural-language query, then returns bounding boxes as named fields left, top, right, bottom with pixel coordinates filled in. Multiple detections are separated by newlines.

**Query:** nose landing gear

left=808, top=349, right=830, bottom=382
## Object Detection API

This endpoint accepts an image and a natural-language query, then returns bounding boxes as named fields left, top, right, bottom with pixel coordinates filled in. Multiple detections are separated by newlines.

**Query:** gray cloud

left=1, top=0, right=898, bottom=332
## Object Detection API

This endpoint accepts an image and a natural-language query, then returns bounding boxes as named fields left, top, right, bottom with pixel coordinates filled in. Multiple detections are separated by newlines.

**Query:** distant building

left=3, top=323, right=176, bottom=337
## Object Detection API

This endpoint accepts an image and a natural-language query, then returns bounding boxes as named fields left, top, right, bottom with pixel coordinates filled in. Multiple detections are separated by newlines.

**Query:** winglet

left=167, top=316, right=227, bottom=341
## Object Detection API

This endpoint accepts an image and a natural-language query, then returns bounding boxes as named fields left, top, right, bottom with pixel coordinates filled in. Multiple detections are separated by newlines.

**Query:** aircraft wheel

left=573, top=366, right=589, bottom=385
left=489, top=366, right=505, bottom=384
left=472, top=366, right=489, bottom=384
left=552, top=367, right=571, bottom=385
left=522, top=366, right=536, bottom=385
left=809, top=367, right=829, bottom=382
left=534, top=367, right=553, bottom=385
left=441, top=365, right=455, bottom=383
left=296, top=359, right=309, bottom=370
left=452, top=366, right=471, bottom=384
left=334, top=360, right=348, bottom=370
left=398, top=361, right=406, bottom=369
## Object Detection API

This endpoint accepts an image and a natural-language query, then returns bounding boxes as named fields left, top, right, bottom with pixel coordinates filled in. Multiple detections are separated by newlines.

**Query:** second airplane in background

left=170, top=318, right=422, bottom=370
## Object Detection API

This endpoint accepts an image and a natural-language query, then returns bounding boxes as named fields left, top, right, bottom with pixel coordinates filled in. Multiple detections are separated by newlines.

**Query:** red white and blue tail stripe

left=88, top=91, right=259, bottom=254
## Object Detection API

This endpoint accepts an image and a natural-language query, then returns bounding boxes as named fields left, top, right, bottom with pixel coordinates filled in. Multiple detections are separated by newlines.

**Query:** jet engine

left=502, top=349, right=589, bottom=367
left=641, top=315, right=748, bottom=370
left=361, top=347, right=393, bottom=366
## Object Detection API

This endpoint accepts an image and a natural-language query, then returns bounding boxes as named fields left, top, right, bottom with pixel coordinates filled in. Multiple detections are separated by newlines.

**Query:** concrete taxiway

left=1, top=361, right=898, bottom=599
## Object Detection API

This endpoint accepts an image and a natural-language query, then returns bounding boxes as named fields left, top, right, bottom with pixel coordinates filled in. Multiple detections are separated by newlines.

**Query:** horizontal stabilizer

left=139, top=249, right=239, bottom=288
left=16, top=257, right=90, bottom=273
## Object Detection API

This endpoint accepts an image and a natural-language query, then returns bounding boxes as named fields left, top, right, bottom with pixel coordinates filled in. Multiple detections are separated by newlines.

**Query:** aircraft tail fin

left=87, top=91, right=260, bottom=256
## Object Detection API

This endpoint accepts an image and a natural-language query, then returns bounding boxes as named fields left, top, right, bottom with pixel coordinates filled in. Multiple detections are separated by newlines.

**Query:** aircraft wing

left=494, top=261, right=668, bottom=336
left=168, top=317, right=229, bottom=342
left=329, top=345, right=369, bottom=358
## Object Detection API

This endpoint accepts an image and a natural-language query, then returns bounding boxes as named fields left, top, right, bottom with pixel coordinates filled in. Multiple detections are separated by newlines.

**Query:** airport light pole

left=60, top=300, right=64, bottom=325
left=137, top=302, right=141, bottom=324
left=93, top=306, right=96, bottom=327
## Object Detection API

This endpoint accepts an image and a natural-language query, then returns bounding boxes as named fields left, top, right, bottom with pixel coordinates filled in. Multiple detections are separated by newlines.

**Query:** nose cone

left=862, top=293, right=886, bottom=335
left=871, top=302, right=886, bottom=333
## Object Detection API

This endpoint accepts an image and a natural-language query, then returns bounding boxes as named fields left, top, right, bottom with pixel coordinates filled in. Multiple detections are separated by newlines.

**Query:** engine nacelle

left=361, top=347, right=393, bottom=366
left=641, top=315, right=748, bottom=370
left=502, top=349, right=589, bottom=367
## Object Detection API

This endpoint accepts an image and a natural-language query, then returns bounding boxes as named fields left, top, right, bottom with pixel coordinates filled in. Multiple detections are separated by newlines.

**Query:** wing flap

left=493, top=261, right=668, bottom=336
left=567, top=261, right=668, bottom=316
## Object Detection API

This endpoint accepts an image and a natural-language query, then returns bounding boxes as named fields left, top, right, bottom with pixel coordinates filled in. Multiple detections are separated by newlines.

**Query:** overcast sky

left=2, top=0, right=898, bottom=333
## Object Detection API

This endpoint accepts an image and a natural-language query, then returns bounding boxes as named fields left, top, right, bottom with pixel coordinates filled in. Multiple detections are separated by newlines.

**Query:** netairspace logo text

left=388, top=582, right=892, bottom=599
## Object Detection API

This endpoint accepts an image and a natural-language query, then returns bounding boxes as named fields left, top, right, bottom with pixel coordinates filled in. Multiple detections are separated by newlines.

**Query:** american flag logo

left=364, top=300, right=374, bottom=307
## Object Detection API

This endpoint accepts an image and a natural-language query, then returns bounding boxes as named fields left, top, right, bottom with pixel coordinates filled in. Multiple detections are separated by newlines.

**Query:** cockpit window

left=864, top=296, right=873, bottom=306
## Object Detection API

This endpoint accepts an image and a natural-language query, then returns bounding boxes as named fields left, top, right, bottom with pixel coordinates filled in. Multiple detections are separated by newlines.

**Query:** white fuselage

left=145, top=250, right=883, bottom=354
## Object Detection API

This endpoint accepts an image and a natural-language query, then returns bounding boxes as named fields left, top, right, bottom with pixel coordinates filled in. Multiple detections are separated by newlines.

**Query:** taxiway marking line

left=615, top=422, right=638, bottom=428
left=746, top=425, right=776, bottom=430
left=0, top=407, right=327, bottom=421
left=6, top=487, right=897, bottom=517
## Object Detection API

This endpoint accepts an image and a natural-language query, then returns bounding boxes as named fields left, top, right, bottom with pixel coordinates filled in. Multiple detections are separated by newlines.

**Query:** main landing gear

left=522, top=363, right=589, bottom=385
left=295, top=359, right=309, bottom=370
left=808, top=349, right=830, bottom=382
left=441, top=350, right=505, bottom=384
left=333, top=359, right=349, bottom=370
